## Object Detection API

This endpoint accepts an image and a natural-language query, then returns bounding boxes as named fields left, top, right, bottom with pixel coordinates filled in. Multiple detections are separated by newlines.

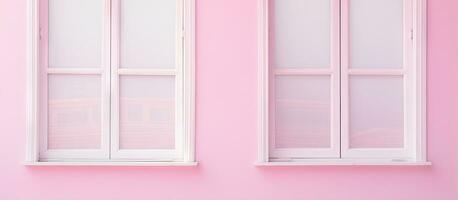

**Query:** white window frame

left=25, top=0, right=196, bottom=166
left=257, top=0, right=429, bottom=166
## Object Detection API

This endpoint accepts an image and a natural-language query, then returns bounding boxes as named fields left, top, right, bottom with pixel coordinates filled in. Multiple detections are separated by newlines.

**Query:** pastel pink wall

left=1, top=0, right=457, bottom=199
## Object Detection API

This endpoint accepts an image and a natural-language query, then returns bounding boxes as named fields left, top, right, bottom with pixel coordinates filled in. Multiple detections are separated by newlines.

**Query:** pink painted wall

left=1, top=0, right=458, bottom=199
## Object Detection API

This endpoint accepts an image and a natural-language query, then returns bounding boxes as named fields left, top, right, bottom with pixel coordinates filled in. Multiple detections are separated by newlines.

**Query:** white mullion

left=267, top=0, right=276, bottom=159
left=100, top=0, right=111, bottom=160
left=340, top=0, right=351, bottom=159
left=403, top=0, right=415, bottom=159
left=182, top=0, right=196, bottom=162
left=412, top=0, right=427, bottom=162
left=26, top=0, right=40, bottom=163
left=257, top=0, right=269, bottom=163
left=174, top=0, right=185, bottom=161
left=38, top=0, right=49, bottom=161
left=331, top=0, right=341, bottom=158
left=110, top=0, right=121, bottom=160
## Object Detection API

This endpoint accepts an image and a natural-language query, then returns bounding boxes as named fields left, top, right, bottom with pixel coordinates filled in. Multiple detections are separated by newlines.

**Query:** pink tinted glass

left=47, top=75, right=102, bottom=149
left=119, top=76, right=175, bottom=149
left=275, top=76, right=331, bottom=148
left=349, top=76, right=404, bottom=148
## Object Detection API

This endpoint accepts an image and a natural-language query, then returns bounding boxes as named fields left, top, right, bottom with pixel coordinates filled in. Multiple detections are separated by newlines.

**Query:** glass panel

left=120, top=0, right=177, bottom=69
left=120, top=76, right=175, bottom=149
left=349, top=76, right=404, bottom=148
left=272, top=0, right=331, bottom=68
left=48, top=0, right=104, bottom=68
left=349, top=0, right=404, bottom=68
left=274, top=75, right=331, bottom=148
left=48, top=75, right=102, bottom=149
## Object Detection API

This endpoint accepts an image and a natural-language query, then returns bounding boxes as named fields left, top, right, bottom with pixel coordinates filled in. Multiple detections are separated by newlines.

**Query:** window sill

left=24, top=161, right=198, bottom=167
left=255, top=159, right=432, bottom=166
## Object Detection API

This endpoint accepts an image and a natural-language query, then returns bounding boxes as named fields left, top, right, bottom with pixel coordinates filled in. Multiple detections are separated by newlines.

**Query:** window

left=26, top=0, right=195, bottom=165
left=257, top=0, right=428, bottom=165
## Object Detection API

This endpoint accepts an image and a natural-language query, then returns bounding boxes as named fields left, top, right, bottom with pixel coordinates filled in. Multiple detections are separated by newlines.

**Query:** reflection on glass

left=274, top=76, right=331, bottom=148
left=350, top=76, right=404, bottom=148
left=119, top=76, right=175, bottom=149
left=48, top=75, right=102, bottom=149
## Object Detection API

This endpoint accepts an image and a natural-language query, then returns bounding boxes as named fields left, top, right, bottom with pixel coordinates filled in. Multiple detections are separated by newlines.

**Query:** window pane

left=48, top=75, right=102, bottom=149
left=349, top=76, right=404, bottom=148
left=272, top=0, right=331, bottom=68
left=274, top=75, right=331, bottom=148
left=120, top=76, right=175, bottom=149
left=48, top=0, right=104, bottom=68
left=349, top=0, right=404, bottom=69
left=120, top=0, right=177, bottom=69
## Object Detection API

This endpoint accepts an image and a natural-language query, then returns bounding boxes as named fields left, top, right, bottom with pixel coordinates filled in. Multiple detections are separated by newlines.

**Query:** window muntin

left=32, top=0, right=194, bottom=163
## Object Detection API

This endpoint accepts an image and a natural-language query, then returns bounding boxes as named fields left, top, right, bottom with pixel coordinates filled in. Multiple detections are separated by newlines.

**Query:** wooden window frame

left=257, top=0, right=429, bottom=165
left=25, top=0, right=196, bottom=166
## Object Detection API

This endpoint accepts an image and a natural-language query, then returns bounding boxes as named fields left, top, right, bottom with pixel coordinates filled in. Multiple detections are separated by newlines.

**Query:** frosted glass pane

left=350, top=76, right=404, bottom=148
left=48, top=0, right=104, bottom=68
left=349, top=0, right=404, bottom=68
left=275, top=76, right=331, bottom=148
left=120, top=76, right=175, bottom=149
left=48, top=75, right=102, bottom=149
left=120, top=0, right=177, bottom=69
left=273, top=0, right=331, bottom=68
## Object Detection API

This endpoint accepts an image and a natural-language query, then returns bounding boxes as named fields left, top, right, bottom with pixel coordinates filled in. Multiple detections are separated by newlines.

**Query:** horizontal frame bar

left=117, top=68, right=177, bottom=76
left=348, top=69, right=406, bottom=75
left=47, top=68, right=104, bottom=75
left=274, top=68, right=334, bottom=75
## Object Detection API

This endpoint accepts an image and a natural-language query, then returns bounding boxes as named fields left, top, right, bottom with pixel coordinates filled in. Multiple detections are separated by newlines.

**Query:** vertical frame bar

left=174, top=0, right=185, bottom=160
left=110, top=0, right=120, bottom=160
left=257, top=0, right=270, bottom=163
left=38, top=0, right=49, bottom=160
left=413, top=0, right=427, bottom=162
left=183, top=0, right=196, bottom=162
left=340, top=0, right=349, bottom=157
left=330, top=0, right=342, bottom=158
left=26, top=0, right=40, bottom=163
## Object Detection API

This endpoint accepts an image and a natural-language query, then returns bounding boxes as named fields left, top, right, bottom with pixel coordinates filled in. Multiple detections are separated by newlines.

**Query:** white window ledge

left=255, top=160, right=432, bottom=166
left=24, top=161, right=198, bottom=167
